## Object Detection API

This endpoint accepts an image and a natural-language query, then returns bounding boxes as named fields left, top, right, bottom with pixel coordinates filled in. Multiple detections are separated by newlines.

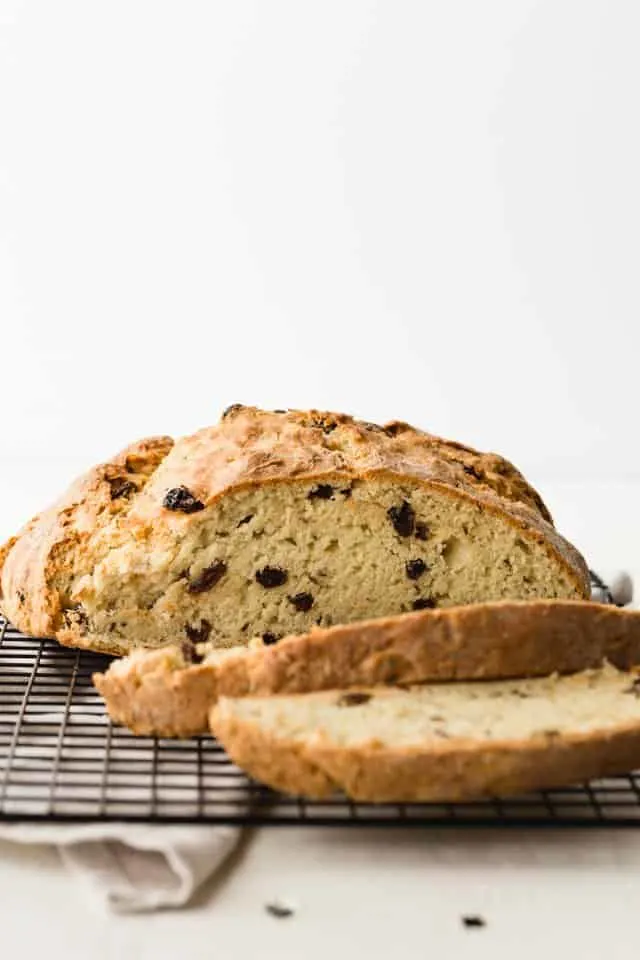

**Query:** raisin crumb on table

left=265, top=902, right=295, bottom=919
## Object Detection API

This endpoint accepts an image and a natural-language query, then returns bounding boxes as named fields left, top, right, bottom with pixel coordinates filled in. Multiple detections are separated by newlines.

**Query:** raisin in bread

left=209, top=664, right=640, bottom=802
left=94, top=601, right=640, bottom=737
left=0, top=406, right=589, bottom=656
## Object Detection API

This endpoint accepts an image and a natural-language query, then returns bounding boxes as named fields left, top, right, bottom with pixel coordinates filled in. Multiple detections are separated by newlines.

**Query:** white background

left=1, top=0, right=639, bottom=506
left=2, top=5, right=640, bottom=953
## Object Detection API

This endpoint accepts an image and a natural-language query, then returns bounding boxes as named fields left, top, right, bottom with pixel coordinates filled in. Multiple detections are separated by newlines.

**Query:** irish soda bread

left=0, top=406, right=589, bottom=656
left=210, top=664, right=640, bottom=802
left=95, top=601, right=640, bottom=737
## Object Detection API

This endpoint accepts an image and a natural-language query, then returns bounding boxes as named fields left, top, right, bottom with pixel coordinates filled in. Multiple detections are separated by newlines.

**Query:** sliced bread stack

left=93, top=596, right=640, bottom=802
left=95, top=599, right=640, bottom=737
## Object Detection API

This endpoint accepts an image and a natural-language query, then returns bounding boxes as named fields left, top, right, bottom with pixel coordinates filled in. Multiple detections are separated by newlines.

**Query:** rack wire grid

left=2, top=571, right=640, bottom=827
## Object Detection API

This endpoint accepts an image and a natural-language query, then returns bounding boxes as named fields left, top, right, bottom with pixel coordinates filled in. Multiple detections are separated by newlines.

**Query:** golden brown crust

left=0, top=436, right=174, bottom=640
left=94, top=601, right=640, bottom=737
left=1, top=406, right=588, bottom=652
left=93, top=651, right=221, bottom=738
left=127, top=406, right=588, bottom=598
left=210, top=706, right=640, bottom=802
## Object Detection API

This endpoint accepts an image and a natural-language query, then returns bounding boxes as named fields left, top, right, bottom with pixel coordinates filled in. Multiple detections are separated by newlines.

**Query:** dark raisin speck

left=463, top=464, right=483, bottom=481
left=406, top=559, right=427, bottom=580
left=415, top=522, right=429, bottom=541
left=412, top=598, right=436, bottom=610
left=237, top=514, right=254, bottom=527
left=185, top=619, right=211, bottom=644
left=262, top=632, right=280, bottom=645
left=288, top=592, right=314, bottom=612
left=17, top=590, right=25, bottom=604
left=180, top=641, right=194, bottom=663
left=387, top=500, right=415, bottom=537
left=273, top=409, right=287, bottom=414
left=308, top=484, right=334, bottom=500
left=384, top=422, right=406, bottom=437
left=265, top=902, right=294, bottom=919
left=163, top=486, right=205, bottom=513
left=256, top=566, right=288, bottom=588
left=108, top=476, right=136, bottom=500
left=188, top=560, right=227, bottom=594
left=341, top=487, right=352, bottom=498
left=462, top=916, right=486, bottom=929
left=625, top=678, right=640, bottom=696
left=180, top=641, right=204, bottom=665
left=338, top=692, right=371, bottom=707
left=222, top=403, right=245, bottom=418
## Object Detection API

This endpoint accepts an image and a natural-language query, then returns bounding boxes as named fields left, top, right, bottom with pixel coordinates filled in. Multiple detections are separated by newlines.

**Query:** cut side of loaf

left=1, top=406, right=589, bottom=657
left=209, top=664, right=640, bottom=802
left=94, top=601, right=640, bottom=737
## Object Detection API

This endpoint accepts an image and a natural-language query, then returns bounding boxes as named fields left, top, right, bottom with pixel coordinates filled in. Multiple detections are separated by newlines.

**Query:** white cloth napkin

left=0, top=820, right=241, bottom=913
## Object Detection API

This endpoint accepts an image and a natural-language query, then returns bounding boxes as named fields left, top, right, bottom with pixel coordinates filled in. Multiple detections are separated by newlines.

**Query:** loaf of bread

left=209, top=664, right=640, bottom=802
left=94, top=600, right=640, bottom=737
left=0, top=406, right=588, bottom=657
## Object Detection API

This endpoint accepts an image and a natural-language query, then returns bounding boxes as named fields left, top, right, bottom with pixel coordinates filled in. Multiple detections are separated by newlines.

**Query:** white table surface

left=1, top=475, right=639, bottom=959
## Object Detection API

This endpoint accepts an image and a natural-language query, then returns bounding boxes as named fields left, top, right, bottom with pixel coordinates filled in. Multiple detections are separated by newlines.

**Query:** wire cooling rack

left=2, top=575, right=640, bottom=826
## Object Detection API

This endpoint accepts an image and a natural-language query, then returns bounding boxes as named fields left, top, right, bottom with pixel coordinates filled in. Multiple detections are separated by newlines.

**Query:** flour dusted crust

left=94, top=601, right=640, bottom=737
left=0, top=406, right=588, bottom=656
left=209, top=666, right=640, bottom=802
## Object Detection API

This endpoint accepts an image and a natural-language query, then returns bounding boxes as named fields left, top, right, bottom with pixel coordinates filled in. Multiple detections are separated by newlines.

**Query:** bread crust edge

left=94, top=601, right=640, bottom=737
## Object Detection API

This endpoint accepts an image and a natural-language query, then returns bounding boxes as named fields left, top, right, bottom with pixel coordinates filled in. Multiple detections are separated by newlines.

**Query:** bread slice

left=209, top=664, right=640, bottom=802
left=94, top=600, right=640, bottom=737
left=2, top=406, right=588, bottom=656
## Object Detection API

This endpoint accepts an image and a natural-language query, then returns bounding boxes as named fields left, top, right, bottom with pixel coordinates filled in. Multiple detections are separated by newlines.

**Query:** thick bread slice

left=2, top=406, right=588, bottom=656
left=209, top=664, right=640, bottom=802
left=94, top=601, right=640, bottom=737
